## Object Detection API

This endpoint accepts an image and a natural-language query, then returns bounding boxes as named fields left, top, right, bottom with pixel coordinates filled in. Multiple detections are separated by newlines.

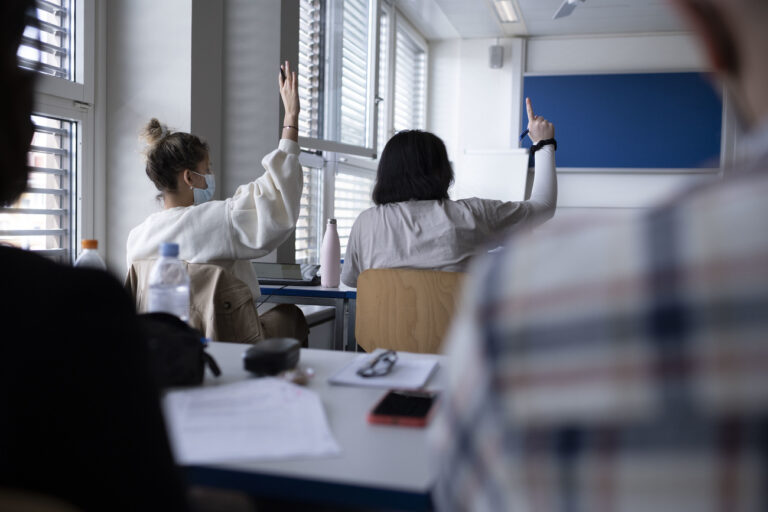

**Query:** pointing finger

left=526, top=97, right=536, bottom=122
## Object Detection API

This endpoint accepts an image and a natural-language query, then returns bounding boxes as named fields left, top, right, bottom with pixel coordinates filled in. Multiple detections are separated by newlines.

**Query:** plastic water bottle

left=320, top=218, right=340, bottom=288
left=147, top=242, right=190, bottom=322
left=74, top=239, right=107, bottom=270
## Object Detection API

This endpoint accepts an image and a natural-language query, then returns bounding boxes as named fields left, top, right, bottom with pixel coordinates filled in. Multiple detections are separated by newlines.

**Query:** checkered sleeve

left=432, top=172, right=768, bottom=512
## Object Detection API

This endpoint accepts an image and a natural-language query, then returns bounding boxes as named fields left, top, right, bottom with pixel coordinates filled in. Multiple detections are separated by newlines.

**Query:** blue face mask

left=190, top=171, right=215, bottom=204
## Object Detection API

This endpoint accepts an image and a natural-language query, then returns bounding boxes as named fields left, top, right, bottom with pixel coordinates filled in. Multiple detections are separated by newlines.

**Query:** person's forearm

left=527, top=145, right=557, bottom=218
left=282, top=113, right=299, bottom=143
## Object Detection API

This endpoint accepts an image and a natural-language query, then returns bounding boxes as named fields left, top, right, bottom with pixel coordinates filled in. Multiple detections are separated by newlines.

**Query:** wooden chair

left=355, top=269, right=465, bottom=354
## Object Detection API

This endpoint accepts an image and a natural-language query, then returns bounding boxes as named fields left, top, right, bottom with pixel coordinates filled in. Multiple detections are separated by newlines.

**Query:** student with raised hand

left=0, top=1, right=187, bottom=509
left=127, top=61, right=308, bottom=342
left=340, top=98, right=557, bottom=287
left=433, top=0, right=768, bottom=510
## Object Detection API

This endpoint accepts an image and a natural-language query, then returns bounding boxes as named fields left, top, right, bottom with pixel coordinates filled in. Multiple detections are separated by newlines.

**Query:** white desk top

left=195, top=342, right=445, bottom=498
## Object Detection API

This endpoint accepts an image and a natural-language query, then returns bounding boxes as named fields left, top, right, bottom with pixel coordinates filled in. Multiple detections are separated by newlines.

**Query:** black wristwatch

left=531, top=138, right=557, bottom=154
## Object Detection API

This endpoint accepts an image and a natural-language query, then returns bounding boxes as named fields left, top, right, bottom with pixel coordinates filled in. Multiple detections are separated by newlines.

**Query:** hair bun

left=141, top=118, right=169, bottom=146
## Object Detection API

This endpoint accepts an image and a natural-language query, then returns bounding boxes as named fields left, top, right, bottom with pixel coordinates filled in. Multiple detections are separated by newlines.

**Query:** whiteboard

left=450, top=149, right=530, bottom=202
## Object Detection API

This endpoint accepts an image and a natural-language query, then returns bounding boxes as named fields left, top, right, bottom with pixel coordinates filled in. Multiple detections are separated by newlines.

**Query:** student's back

left=0, top=246, right=188, bottom=511
left=341, top=123, right=557, bottom=287
left=342, top=197, right=536, bottom=284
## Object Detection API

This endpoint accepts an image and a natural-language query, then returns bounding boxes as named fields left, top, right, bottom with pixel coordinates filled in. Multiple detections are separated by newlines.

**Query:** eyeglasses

left=356, top=350, right=398, bottom=378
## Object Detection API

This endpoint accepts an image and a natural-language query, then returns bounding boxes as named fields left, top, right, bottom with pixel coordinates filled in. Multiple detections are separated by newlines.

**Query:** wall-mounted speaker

left=489, top=45, right=504, bottom=69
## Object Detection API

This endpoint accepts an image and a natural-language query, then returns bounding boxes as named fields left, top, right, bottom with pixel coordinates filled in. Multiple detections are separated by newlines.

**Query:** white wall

left=428, top=38, right=526, bottom=200
left=105, top=0, right=192, bottom=273
left=191, top=0, right=224, bottom=196
left=105, top=0, right=290, bottom=275
left=526, top=33, right=719, bottom=222
left=221, top=0, right=283, bottom=198
left=525, top=33, right=706, bottom=75
left=428, top=32, right=723, bottom=222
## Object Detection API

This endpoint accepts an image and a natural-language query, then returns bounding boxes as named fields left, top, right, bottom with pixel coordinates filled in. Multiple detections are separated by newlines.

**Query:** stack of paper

left=328, top=350, right=439, bottom=389
left=164, top=378, right=340, bottom=464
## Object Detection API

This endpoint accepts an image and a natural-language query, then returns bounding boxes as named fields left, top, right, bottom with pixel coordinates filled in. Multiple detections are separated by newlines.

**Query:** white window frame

left=298, top=0, right=381, bottom=159
left=342, top=3, right=428, bottom=168
left=24, top=0, right=97, bottom=263
left=294, top=1, right=429, bottom=262
left=32, top=0, right=95, bottom=105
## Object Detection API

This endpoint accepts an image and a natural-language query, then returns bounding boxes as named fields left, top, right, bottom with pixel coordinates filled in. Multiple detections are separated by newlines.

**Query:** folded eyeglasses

left=356, top=350, right=398, bottom=378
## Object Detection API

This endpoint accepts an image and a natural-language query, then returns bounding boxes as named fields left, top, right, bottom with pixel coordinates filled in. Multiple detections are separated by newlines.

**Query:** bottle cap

left=160, top=242, right=180, bottom=257
left=328, top=218, right=336, bottom=224
left=81, top=239, right=98, bottom=249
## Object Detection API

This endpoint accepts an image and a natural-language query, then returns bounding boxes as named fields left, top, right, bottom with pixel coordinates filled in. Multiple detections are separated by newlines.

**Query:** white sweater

left=341, top=145, right=557, bottom=287
left=126, top=139, right=302, bottom=299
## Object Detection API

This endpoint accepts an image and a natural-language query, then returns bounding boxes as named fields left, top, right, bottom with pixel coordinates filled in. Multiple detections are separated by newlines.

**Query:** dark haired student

left=341, top=98, right=557, bottom=287
left=126, top=61, right=308, bottom=343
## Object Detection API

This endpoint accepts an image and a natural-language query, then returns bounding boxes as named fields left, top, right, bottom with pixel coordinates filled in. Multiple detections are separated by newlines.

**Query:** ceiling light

left=493, top=0, right=519, bottom=23
left=553, top=0, right=586, bottom=20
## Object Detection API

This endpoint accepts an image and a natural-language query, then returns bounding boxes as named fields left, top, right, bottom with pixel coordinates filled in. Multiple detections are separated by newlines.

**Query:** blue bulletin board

left=522, top=73, right=722, bottom=169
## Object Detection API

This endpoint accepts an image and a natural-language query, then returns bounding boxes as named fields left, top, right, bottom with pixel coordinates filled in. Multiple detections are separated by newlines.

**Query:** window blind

left=338, top=0, right=372, bottom=148
left=298, top=0, right=323, bottom=140
left=393, top=21, right=427, bottom=132
left=0, top=115, right=75, bottom=262
left=333, top=166, right=374, bottom=255
left=18, top=0, right=73, bottom=80
left=296, top=166, right=322, bottom=264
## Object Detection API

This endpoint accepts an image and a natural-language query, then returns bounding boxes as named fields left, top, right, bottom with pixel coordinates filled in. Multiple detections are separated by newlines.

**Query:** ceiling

left=397, top=0, right=690, bottom=40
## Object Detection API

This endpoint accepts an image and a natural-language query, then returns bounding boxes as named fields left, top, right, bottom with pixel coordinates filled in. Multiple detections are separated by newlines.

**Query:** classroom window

left=333, top=164, right=375, bottom=255
left=295, top=0, right=427, bottom=265
left=0, top=115, right=77, bottom=263
left=298, top=0, right=323, bottom=141
left=392, top=16, right=427, bottom=132
left=12, top=0, right=95, bottom=264
left=296, top=166, right=323, bottom=264
left=298, top=0, right=378, bottom=158
left=18, top=0, right=74, bottom=80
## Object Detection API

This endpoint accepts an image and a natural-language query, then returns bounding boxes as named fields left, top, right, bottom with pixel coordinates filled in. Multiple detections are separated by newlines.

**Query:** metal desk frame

left=259, top=286, right=357, bottom=351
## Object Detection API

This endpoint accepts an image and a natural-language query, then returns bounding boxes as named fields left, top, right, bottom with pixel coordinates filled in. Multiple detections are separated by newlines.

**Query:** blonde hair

left=141, top=118, right=209, bottom=193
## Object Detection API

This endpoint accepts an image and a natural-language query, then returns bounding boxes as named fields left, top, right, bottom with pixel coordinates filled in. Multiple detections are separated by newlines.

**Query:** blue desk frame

left=259, top=286, right=357, bottom=351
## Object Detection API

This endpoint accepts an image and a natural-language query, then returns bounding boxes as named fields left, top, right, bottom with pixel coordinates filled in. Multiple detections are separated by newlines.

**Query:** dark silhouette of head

left=672, top=0, right=768, bottom=128
left=0, top=0, right=36, bottom=206
left=372, top=130, right=454, bottom=205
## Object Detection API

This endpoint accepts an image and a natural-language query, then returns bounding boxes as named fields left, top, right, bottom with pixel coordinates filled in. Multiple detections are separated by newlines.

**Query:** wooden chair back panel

left=355, top=269, right=465, bottom=354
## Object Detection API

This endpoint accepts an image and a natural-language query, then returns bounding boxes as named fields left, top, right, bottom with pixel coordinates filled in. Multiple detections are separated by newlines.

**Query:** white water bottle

left=147, top=242, right=190, bottom=322
left=320, top=218, right=340, bottom=288
left=74, top=239, right=107, bottom=270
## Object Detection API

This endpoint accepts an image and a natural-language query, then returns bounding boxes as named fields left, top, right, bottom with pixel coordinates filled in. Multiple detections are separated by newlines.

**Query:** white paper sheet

left=163, top=379, right=340, bottom=464
left=328, top=350, right=439, bottom=389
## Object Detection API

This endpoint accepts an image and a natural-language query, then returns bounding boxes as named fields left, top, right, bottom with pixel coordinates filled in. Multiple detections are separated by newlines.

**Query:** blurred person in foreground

left=433, top=0, right=768, bottom=510
left=0, top=1, right=187, bottom=510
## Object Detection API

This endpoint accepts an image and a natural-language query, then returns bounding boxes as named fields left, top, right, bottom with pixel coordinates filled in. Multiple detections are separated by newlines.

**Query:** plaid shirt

left=432, top=134, right=768, bottom=511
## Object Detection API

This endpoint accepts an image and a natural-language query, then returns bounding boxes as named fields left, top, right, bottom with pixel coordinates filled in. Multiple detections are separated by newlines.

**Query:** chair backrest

left=125, top=259, right=264, bottom=344
left=355, top=269, right=465, bottom=354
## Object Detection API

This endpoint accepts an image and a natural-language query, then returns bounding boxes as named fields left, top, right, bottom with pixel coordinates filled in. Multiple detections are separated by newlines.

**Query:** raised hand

left=525, top=97, right=554, bottom=143
left=279, top=60, right=300, bottom=122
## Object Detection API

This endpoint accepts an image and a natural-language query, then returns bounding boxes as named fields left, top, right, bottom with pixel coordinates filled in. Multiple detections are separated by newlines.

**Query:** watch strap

left=531, top=138, right=557, bottom=153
